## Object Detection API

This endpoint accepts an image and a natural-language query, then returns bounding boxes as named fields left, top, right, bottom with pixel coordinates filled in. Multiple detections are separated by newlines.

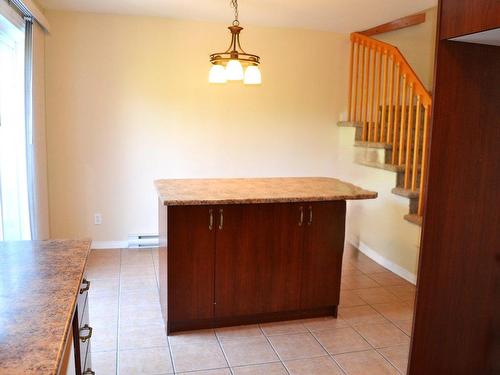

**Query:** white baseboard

left=348, top=237, right=417, bottom=285
left=91, top=240, right=128, bottom=249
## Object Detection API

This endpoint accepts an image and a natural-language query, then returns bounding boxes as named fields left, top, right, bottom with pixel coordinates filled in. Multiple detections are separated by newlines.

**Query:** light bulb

left=209, top=65, right=227, bottom=83
left=225, top=59, right=244, bottom=81
left=244, top=65, right=262, bottom=85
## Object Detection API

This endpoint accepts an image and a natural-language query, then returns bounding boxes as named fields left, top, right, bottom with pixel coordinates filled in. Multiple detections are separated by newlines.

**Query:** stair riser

left=409, top=198, right=419, bottom=215
left=355, top=127, right=363, bottom=142
left=396, top=171, right=421, bottom=189
left=354, top=147, right=386, bottom=165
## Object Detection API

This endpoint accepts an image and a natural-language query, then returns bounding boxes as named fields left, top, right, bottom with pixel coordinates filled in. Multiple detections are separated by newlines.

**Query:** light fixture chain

left=230, top=0, right=239, bottom=25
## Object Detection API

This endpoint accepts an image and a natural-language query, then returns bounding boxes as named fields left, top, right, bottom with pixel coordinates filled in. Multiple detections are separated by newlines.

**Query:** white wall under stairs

left=334, top=124, right=421, bottom=282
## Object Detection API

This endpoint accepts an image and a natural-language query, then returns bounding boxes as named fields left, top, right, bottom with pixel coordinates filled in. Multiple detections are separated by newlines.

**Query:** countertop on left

left=0, top=240, right=91, bottom=375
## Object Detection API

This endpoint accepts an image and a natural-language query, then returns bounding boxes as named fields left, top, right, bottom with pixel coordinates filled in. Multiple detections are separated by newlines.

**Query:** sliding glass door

left=0, top=5, right=30, bottom=240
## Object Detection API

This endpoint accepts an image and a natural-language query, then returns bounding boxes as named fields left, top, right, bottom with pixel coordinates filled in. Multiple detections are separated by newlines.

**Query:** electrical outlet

left=94, top=213, right=102, bottom=225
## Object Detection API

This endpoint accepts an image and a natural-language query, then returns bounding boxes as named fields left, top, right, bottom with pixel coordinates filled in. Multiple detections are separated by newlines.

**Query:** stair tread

left=354, top=141, right=392, bottom=149
left=404, top=214, right=422, bottom=226
left=392, top=187, right=420, bottom=199
left=356, top=160, right=405, bottom=172
left=337, top=121, right=364, bottom=128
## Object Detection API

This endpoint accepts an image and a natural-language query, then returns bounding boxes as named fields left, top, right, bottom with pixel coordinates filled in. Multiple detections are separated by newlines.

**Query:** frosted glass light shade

left=244, top=65, right=262, bottom=85
left=226, top=59, right=244, bottom=80
left=209, top=64, right=227, bottom=83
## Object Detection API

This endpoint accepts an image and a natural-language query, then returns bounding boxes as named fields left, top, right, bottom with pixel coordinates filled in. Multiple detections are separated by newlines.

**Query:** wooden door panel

left=168, top=205, right=215, bottom=323
left=267, top=203, right=304, bottom=312
left=409, top=37, right=500, bottom=374
left=439, top=0, right=500, bottom=39
left=214, top=203, right=303, bottom=318
left=300, top=201, right=346, bottom=310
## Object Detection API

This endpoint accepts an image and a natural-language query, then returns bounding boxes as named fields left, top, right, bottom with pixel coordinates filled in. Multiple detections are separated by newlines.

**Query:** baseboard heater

left=127, top=234, right=159, bottom=248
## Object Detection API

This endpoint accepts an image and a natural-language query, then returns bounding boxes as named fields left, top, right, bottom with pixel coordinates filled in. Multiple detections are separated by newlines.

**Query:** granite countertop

left=155, top=177, right=377, bottom=206
left=0, top=240, right=91, bottom=375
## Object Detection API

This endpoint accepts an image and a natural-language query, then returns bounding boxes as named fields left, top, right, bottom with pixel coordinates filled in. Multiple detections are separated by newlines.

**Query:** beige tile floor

left=87, top=245, right=415, bottom=374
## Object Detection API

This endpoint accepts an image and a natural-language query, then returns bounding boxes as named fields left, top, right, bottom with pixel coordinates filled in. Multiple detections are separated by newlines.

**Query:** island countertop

left=0, top=240, right=91, bottom=375
left=155, top=177, right=377, bottom=206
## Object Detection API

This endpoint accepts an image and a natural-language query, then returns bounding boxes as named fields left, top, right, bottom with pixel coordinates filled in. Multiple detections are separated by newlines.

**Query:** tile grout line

left=343, top=258, right=412, bottom=374
left=370, top=291, right=411, bottom=374
left=339, top=259, right=410, bottom=373
left=340, top=311, right=402, bottom=359
left=214, top=330, right=234, bottom=374
left=258, top=324, right=291, bottom=375
left=91, top=248, right=410, bottom=374
left=346, top=310, right=405, bottom=374
left=304, top=324, right=348, bottom=375
left=166, top=334, right=177, bottom=374
left=375, top=346, right=407, bottom=375
left=150, top=248, right=177, bottom=374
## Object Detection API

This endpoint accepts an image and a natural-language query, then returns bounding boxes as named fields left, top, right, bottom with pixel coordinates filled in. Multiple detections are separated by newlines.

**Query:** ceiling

left=37, top=0, right=437, bottom=33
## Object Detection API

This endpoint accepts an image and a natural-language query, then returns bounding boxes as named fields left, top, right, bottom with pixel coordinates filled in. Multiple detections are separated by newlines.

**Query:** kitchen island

left=0, top=240, right=92, bottom=375
left=155, top=177, right=377, bottom=334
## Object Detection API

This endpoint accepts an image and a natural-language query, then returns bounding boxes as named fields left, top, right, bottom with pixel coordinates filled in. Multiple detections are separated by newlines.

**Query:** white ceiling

left=37, top=0, right=437, bottom=33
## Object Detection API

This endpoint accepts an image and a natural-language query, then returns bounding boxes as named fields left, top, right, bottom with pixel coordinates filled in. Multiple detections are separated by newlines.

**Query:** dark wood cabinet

left=439, top=0, right=500, bottom=39
left=409, top=1, right=500, bottom=373
left=168, top=205, right=215, bottom=327
left=160, top=201, right=346, bottom=333
left=300, top=201, right=345, bottom=310
left=61, top=277, right=93, bottom=375
left=214, top=203, right=304, bottom=320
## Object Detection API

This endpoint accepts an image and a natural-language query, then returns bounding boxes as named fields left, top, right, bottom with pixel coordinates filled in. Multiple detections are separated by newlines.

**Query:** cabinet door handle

left=79, top=324, right=93, bottom=342
left=83, top=370, right=95, bottom=375
left=308, top=206, right=313, bottom=226
left=80, top=278, right=90, bottom=294
left=298, top=206, right=304, bottom=226
left=218, top=208, right=224, bottom=230
left=209, top=209, right=214, bottom=231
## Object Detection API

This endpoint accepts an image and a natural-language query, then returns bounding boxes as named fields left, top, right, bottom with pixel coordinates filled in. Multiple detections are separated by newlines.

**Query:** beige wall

left=332, top=126, right=421, bottom=279
left=44, top=11, right=349, bottom=242
left=374, top=7, right=437, bottom=90
left=45, top=9, right=430, bottom=278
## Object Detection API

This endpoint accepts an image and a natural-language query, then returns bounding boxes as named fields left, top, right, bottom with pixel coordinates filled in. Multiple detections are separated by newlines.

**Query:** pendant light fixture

left=209, top=0, right=261, bottom=85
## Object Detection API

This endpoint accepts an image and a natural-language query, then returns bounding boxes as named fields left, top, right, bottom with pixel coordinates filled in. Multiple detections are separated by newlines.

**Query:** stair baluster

left=404, top=84, right=415, bottom=189
left=345, top=33, right=433, bottom=223
left=360, top=44, right=369, bottom=141
left=368, top=47, right=376, bottom=141
left=392, top=64, right=401, bottom=165
left=399, top=75, right=408, bottom=166
left=379, top=51, right=389, bottom=143
left=374, top=49, right=383, bottom=142
left=386, top=56, right=395, bottom=144
left=412, top=97, right=422, bottom=191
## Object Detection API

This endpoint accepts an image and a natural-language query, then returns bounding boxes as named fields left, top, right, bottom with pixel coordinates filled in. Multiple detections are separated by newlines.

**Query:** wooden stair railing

left=347, top=32, right=432, bottom=218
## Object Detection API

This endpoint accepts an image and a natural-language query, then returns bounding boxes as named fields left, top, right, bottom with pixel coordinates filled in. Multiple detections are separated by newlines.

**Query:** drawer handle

left=209, top=208, right=214, bottom=231
left=80, top=278, right=90, bottom=294
left=298, top=206, right=304, bottom=226
left=83, top=370, right=95, bottom=375
left=218, top=208, right=224, bottom=230
left=79, top=324, right=93, bottom=342
left=308, top=206, right=313, bottom=226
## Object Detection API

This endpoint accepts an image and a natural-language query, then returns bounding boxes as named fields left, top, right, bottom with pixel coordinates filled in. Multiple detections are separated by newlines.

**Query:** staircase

left=338, top=32, right=432, bottom=225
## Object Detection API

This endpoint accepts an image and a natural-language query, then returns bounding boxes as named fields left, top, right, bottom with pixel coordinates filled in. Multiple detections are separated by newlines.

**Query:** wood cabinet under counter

left=155, top=178, right=377, bottom=334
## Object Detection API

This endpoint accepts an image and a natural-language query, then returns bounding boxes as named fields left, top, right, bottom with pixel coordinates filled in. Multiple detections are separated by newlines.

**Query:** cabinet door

left=214, top=203, right=303, bottom=319
left=60, top=313, right=77, bottom=375
left=168, top=205, right=216, bottom=324
left=300, top=201, right=346, bottom=310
